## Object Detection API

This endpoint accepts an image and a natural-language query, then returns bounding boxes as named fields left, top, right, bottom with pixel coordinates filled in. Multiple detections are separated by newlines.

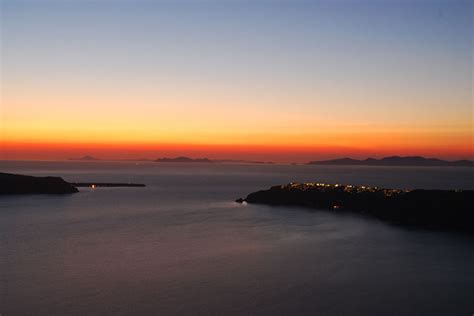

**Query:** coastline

left=237, top=182, right=474, bottom=233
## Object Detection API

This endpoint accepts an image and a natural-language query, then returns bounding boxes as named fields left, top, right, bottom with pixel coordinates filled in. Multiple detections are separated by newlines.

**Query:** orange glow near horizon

left=2, top=134, right=472, bottom=162
left=2, top=101, right=472, bottom=162
left=2, top=76, right=472, bottom=162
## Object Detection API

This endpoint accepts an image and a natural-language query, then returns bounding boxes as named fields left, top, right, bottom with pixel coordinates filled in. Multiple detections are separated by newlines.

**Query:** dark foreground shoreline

left=237, top=182, right=474, bottom=233
left=0, top=172, right=145, bottom=194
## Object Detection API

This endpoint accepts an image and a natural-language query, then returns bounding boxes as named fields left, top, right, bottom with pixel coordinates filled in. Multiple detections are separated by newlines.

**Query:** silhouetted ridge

left=156, top=157, right=212, bottom=163
left=309, top=156, right=473, bottom=167
left=68, top=155, right=100, bottom=161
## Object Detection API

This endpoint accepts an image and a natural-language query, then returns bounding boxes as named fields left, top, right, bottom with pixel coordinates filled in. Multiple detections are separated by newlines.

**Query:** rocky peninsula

left=0, top=172, right=146, bottom=195
left=237, top=182, right=474, bottom=232
left=0, top=172, right=79, bottom=194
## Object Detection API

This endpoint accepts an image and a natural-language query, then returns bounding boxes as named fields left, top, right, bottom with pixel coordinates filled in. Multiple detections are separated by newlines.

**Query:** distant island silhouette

left=64, top=155, right=471, bottom=166
left=68, top=155, right=100, bottom=161
left=215, top=159, right=274, bottom=164
left=155, top=157, right=273, bottom=164
left=65, top=155, right=273, bottom=164
left=156, top=157, right=213, bottom=163
left=309, top=156, right=473, bottom=167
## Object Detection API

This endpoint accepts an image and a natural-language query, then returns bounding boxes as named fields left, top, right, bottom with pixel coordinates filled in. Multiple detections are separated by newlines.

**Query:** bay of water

left=1, top=161, right=473, bottom=315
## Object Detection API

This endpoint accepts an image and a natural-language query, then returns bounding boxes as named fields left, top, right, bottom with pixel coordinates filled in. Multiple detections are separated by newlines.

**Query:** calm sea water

left=1, top=161, right=473, bottom=315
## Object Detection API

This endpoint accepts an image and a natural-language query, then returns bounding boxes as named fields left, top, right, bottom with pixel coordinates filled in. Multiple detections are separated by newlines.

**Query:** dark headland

left=0, top=172, right=146, bottom=195
left=237, top=182, right=474, bottom=233
left=309, top=156, right=473, bottom=167
left=0, top=172, right=79, bottom=194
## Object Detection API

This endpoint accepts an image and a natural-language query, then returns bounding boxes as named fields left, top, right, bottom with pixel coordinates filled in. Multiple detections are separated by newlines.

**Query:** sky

left=1, top=0, right=472, bottom=162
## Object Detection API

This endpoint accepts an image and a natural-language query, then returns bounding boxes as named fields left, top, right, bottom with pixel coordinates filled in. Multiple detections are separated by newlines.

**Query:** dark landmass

left=117, top=158, right=154, bottom=162
left=156, top=156, right=273, bottom=164
left=70, top=182, right=145, bottom=187
left=65, top=155, right=273, bottom=164
left=309, top=156, right=474, bottom=167
left=237, top=182, right=474, bottom=232
left=156, top=156, right=213, bottom=163
left=68, top=155, right=100, bottom=161
left=0, top=172, right=146, bottom=195
left=214, top=159, right=274, bottom=164
left=69, top=157, right=154, bottom=162
left=0, top=172, right=78, bottom=194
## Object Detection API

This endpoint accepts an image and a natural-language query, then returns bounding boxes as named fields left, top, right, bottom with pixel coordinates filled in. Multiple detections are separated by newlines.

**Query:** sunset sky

left=1, top=0, right=472, bottom=162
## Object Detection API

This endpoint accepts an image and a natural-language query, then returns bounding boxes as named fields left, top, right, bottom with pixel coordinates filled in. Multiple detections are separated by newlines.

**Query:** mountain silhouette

left=156, top=157, right=212, bottom=163
left=69, top=155, right=100, bottom=161
left=309, top=156, right=473, bottom=167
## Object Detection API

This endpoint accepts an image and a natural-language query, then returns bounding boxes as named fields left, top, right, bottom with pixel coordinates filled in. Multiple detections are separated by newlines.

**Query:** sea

left=1, top=161, right=473, bottom=315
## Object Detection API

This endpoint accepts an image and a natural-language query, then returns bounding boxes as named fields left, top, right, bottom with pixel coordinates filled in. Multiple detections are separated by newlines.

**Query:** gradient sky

left=1, top=0, right=472, bottom=161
